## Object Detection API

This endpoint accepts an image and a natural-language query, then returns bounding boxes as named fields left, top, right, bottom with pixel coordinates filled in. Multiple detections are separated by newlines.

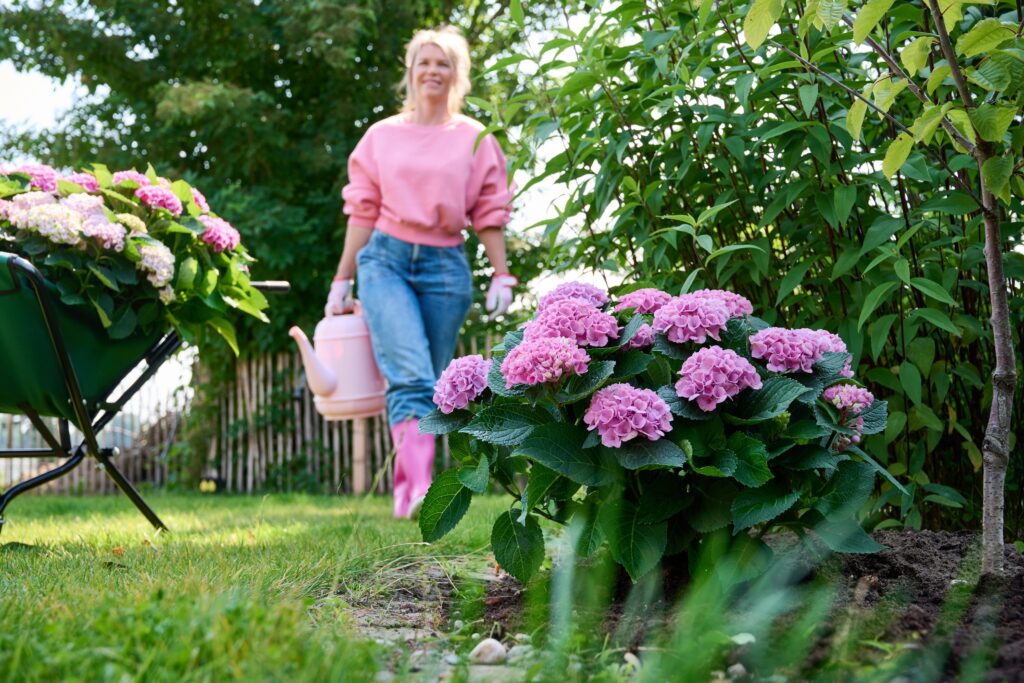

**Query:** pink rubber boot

left=390, top=419, right=416, bottom=518
left=404, top=424, right=436, bottom=519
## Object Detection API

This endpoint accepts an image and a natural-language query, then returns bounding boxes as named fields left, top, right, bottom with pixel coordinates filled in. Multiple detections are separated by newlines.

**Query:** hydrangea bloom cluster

left=500, top=337, right=589, bottom=387
left=524, top=297, right=620, bottom=347
left=158, top=286, right=177, bottom=305
left=627, top=323, right=655, bottom=349
left=614, top=288, right=672, bottom=314
left=135, top=186, right=183, bottom=216
left=433, top=354, right=492, bottom=414
left=652, top=294, right=730, bottom=344
left=117, top=213, right=147, bottom=233
left=815, top=330, right=854, bottom=377
left=17, top=164, right=60, bottom=192
left=749, top=327, right=851, bottom=374
left=584, top=383, right=673, bottom=448
left=0, top=199, right=11, bottom=221
left=537, top=281, right=609, bottom=310
left=198, top=215, right=241, bottom=253
left=112, top=170, right=151, bottom=186
left=15, top=204, right=83, bottom=246
left=192, top=188, right=210, bottom=213
left=688, top=289, right=753, bottom=318
left=82, top=217, right=127, bottom=252
left=823, top=384, right=874, bottom=414
left=675, top=345, right=763, bottom=411
left=65, top=172, right=100, bottom=192
left=137, top=241, right=176, bottom=287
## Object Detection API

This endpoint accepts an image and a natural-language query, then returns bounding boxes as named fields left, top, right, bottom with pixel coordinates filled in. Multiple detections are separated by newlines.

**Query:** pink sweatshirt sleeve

left=469, top=133, right=513, bottom=231
left=341, top=130, right=381, bottom=229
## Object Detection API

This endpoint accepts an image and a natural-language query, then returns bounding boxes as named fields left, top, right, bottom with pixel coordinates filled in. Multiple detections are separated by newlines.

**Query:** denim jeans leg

left=415, top=246, right=473, bottom=377
left=357, top=238, right=437, bottom=424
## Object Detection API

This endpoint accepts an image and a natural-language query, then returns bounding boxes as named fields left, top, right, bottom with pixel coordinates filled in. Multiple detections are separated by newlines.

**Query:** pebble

left=373, top=672, right=396, bottom=683
left=513, top=632, right=531, bottom=643
left=444, top=653, right=461, bottom=665
left=409, top=649, right=430, bottom=671
left=506, top=644, right=534, bottom=663
left=726, top=662, right=748, bottom=680
left=623, top=652, right=641, bottom=671
left=468, top=638, right=507, bottom=665
left=730, top=632, right=756, bottom=645
left=452, top=619, right=465, bottom=631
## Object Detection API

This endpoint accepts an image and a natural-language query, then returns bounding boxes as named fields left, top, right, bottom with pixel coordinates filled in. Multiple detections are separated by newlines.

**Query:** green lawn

left=0, top=493, right=506, bottom=683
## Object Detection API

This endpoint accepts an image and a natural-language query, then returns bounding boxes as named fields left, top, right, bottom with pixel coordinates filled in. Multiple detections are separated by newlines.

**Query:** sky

left=0, top=60, right=78, bottom=144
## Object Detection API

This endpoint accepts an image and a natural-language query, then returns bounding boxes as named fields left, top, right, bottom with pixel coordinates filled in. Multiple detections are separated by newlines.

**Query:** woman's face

left=411, top=43, right=452, bottom=107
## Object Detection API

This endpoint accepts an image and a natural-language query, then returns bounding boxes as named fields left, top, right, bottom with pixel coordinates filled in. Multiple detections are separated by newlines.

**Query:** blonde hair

left=400, top=26, right=472, bottom=115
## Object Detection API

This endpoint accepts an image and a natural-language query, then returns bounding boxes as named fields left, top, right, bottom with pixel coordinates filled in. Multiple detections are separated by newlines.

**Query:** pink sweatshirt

left=341, top=113, right=513, bottom=247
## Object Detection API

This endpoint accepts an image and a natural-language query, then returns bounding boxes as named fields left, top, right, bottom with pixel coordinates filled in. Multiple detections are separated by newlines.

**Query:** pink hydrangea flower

left=627, top=323, right=655, bottom=349
left=524, top=297, right=620, bottom=347
left=500, top=337, right=589, bottom=387
left=136, top=240, right=176, bottom=287
left=538, top=281, right=609, bottom=310
left=198, top=215, right=241, bottom=252
left=675, top=345, right=762, bottom=412
left=61, top=193, right=105, bottom=216
left=16, top=164, right=60, bottom=192
left=584, top=383, right=673, bottom=448
left=191, top=187, right=210, bottom=213
left=813, top=330, right=854, bottom=377
left=823, top=384, right=874, bottom=414
left=652, top=294, right=730, bottom=344
left=688, top=289, right=753, bottom=318
left=614, top=288, right=672, bottom=314
left=65, top=172, right=100, bottom=192
left=135, top=186, right=183, bottom=216
left=749, top=327, right=825, bottom=373
left=82, top=215, right=126, bottom=252
left=433, top=354, right=491, bottom=414
left=0, top=199, right=12, bottom=220
left=112, top=170, right=151, bottom=187
left=15, top=204, right=83, bottom=245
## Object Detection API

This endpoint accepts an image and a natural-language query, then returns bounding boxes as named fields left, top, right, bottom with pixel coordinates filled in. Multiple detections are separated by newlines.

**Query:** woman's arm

left=476, top=226, right=508, bottom=274
left=335, top=225, right=374, bottom=279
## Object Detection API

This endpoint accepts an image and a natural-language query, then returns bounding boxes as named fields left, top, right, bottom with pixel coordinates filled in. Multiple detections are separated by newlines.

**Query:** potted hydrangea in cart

left=420, top=282, right=896, bottom=584
left=0, top=163, right=276, bottom=535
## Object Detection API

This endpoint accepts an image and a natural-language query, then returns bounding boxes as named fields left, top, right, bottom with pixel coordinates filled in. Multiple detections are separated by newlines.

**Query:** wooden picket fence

left=0, top=334, right=499, bottom=497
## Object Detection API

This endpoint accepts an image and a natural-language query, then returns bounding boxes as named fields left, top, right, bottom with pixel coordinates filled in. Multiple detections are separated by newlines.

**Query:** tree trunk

left=979, top=187, right=1017, bottom=576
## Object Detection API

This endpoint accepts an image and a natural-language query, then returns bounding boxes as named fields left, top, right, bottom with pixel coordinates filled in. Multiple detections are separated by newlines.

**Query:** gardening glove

left=485, top=273, right=518, bottom=319
left=325, top=278, right=355, bottom=316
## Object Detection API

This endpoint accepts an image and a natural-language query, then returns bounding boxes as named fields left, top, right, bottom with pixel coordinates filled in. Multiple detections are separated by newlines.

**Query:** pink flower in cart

left=675, top=345, right=762, bottom=412
left=198, top=215, right=241, bottom=253
left=112, top=170, right=151, bottom=187
left=65, top=172, right=100, bottom=192
left=652, top=294, right=730, bottom=344
left=584, top=383, right=673, bottom=448
left=191, top=187, right=210, bottom=213
left=82, top=215, right=127, bottom=252
left=16, top=204, right=83, bottom=246
left=614, top=288, right=672, bottom=314
left=16, top=164, right=60, bottom=192
left=136, top=240, right=176, bottom=287
left=433, top=354, right=491, bottom=413
left=135, top=186, right=183, bottom=216
left=500, top=336, right=589, bottom=388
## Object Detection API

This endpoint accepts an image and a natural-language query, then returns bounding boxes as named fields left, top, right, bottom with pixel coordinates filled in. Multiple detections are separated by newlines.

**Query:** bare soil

left=479, top=530, right=1024, bottom=681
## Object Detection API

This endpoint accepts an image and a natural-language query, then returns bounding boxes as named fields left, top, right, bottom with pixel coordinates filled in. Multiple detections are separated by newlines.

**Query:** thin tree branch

left=926, top=0, right=977, bottom=110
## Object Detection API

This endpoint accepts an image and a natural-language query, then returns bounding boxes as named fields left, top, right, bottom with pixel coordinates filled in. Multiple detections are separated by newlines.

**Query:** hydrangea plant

left=0, top=163, right=266, bottom=353
left=421, top=282, right=896, bottom=583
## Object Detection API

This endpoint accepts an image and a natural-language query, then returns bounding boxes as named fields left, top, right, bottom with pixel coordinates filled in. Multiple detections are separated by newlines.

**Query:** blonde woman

left=325, top=26, right=516, bottom=518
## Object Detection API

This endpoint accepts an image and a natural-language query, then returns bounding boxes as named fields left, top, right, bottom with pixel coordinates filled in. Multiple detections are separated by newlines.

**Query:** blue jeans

left=356, top=231, right=473, bottom=425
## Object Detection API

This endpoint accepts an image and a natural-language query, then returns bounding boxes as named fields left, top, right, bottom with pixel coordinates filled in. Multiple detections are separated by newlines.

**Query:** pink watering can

left=288, top=305, right=386, bottom=420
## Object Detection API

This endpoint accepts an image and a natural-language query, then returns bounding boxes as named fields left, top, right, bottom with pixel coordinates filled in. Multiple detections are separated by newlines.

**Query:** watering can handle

left=251, top=280, right=291, bottom=294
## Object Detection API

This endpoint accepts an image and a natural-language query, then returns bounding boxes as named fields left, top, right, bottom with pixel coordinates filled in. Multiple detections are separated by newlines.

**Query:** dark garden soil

left=478, top=530, right=1024, bottom=681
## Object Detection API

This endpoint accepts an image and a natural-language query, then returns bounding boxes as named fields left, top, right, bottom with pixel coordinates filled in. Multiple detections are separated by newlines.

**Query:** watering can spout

left=289, top=326, right=338, bottom=396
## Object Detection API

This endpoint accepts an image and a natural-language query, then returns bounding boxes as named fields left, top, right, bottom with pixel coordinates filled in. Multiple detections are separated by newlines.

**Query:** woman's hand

left=325, top=278, right=355, bottom=316
left=485, top=273, right=517, bottom=319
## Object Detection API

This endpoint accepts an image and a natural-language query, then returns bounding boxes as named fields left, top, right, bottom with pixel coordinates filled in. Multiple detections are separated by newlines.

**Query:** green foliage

left=491, top=0, right=1023, bottom=532
left=420, top=292, right=888, bottom=583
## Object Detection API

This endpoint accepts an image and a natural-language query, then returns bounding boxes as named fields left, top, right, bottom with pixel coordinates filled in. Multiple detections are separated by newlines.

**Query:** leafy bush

left=0, top=163, right=268, bottom=353
left=419, top=283, right=892, bottom=583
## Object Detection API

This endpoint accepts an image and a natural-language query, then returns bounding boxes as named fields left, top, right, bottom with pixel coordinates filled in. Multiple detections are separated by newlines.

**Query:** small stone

left=453, top=619, right=465, bottom=631
left=623, top=652, right=641, bottom=671
left=730, top=632, right=756, bottom=645
left=444, top=653, right=461, bottom=665
left=374, top=672, right=396, bottom=683
left=726, top=662, right=748, bottom=679
left=513, top=632, right=531, bottom=643
left=468, top=638, right=507, bottom=665
left=506, top=644, right=534, bottom=663
left=471, top=632, right=480, bottom=640
left=409, top=649, right=431, bottom=671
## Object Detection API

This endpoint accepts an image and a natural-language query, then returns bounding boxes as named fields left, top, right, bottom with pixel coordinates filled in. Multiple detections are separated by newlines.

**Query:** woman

left=325, top=26, right=516, bottom=518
